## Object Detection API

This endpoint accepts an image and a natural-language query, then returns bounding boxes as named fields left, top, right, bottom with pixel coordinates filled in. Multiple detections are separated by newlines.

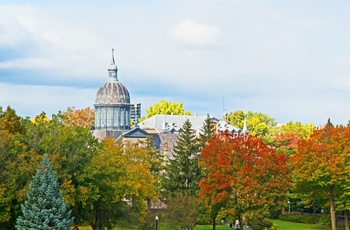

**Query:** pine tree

left=198, top=114, right=214, bottom=151
left=16, top=155, right=73, bottom=230
left=162, top=119, right=200, bottom=198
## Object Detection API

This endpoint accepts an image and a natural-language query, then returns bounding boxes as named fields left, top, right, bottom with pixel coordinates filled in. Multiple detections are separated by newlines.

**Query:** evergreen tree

left=16, top=155, right=73, bottom=230
left=198, top=114, right=214, bottom=151
left=162, top=119, right=200, bottom=198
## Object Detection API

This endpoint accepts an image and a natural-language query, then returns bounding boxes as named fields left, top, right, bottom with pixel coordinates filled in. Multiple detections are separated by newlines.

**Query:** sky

left=1, top=0, right=350, bottom=126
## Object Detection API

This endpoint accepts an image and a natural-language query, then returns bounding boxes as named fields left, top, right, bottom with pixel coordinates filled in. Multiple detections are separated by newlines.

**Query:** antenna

left=223, top=97, right=224, bottom=115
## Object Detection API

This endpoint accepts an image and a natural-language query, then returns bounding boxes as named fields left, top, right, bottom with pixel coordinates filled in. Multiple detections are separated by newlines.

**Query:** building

left=92, top=50, right=248, bottom=153
left=130, top=103, right=141, bottom=123
left=93, top=49, right=132, bottom=140
left=137, top=114, right=242, bottom=158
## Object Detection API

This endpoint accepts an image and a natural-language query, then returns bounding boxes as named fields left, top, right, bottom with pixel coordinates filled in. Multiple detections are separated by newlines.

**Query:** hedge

left=278, top=214, right=321, bottom=224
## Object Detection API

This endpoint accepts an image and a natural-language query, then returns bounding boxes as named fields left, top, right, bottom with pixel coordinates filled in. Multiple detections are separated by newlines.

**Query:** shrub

left=250, top=218, right=273, bottom=230
left=278, top=214, right=321, bottom=224
left=319, top=216, right=331, bottom=225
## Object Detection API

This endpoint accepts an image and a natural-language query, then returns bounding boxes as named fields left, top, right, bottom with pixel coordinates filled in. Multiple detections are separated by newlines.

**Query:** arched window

left=101, top=108, right=106, bottom=127
left=107, top=108, right=112, bottom=127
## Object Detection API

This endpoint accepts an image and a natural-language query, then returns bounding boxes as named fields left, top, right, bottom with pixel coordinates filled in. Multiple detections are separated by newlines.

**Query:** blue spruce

left=16, top=155, right=74, bottom=230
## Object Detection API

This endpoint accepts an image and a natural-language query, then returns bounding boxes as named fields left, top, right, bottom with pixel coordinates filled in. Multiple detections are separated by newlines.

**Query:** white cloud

left=167, top=19, right=223, bottom=48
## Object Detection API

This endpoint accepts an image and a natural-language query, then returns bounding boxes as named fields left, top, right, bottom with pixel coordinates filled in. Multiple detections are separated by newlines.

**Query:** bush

left=278, top=214, right=321, bottom=224
left=319, top=216, right=331, bottom=225
left=250, top=218, right=273, bottom=230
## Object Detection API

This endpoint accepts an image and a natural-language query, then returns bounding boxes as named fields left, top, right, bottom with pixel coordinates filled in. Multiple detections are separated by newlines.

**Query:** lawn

left=272, top=219, right=339, bottom=230
left=77, top=220, right=341, bottom=230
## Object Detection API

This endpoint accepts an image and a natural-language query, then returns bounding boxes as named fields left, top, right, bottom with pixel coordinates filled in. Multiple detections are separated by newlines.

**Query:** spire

left=242, top=117, right=249, bottom=135
left=111, top=48, right=115, bottom=64
left=108, top=48, right=118, bottom=81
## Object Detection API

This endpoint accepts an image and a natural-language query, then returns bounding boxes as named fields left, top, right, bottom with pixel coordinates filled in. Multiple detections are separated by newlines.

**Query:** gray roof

left=138, top=114, right=240, bottom=135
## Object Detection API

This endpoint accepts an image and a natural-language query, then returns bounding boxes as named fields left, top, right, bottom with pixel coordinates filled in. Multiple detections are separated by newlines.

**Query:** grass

left=194, top=225, right=231, bottom=229
left=77, top=219, right=343, bottom=230
left=272, top=219, right=344, bottom=230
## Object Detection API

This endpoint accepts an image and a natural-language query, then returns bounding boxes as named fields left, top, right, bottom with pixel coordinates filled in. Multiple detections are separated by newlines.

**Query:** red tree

left=199, top=132, right=290, bottom=230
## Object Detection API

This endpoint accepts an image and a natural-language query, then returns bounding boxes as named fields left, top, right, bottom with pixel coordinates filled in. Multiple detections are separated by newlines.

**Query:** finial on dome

left=111, top=48, right=115, bottom=64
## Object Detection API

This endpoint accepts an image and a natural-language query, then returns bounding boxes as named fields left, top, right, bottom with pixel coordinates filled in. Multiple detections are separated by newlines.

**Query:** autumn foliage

left=290, top=121, right=350, bottom=230
left=199, top=132, right=290, bottom=228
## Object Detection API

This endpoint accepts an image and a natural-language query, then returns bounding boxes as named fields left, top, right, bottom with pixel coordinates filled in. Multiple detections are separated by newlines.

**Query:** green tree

left=226, top=110, right=277, bottom=139
left=0, top=108, right=38, bottom=230
left=16, top=155, right=73, bottom=230
left=162, top=119, right=200, bottom=199
left=0, top=106, right=26, bottom=135
left=21, top=112, right=99, bottom=227
left=198, top=114, right=215, bottom=150
left=139, top=100, right=191, bottom=121
left=165, top=192, right=197, bottom=230
left=142, top=136, right=165, bottom=209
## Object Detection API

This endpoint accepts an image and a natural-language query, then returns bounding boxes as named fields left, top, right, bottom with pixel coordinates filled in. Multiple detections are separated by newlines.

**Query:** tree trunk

left=239, top=215, right=243, bottom=230
left=212, top=217, right=216, bottom=230
left=313, top=201, right=316, bottom=215
left=92, top=216, right=99, bottom=230
left=329, top=185, right=336, bottom=230
left=92, top=208, right=100, bottom=230
left=345, top=210, right=349, bottom=230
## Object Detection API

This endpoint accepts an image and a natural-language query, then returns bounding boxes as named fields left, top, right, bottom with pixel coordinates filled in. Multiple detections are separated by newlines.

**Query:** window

left=107, top=108, right=112, bottom=127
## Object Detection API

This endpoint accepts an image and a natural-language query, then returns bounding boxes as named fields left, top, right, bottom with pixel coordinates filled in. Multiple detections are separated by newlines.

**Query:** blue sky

left=1, top=0, right=350, bottom=125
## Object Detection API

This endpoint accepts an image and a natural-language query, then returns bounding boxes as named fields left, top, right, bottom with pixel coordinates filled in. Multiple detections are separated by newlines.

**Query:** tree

left=0, top=108, right=38, bottom=230
left=142, top=136, right=165, bottom=209
left=0, top=106, right=26, bottom=135
left=290, top=120, right=350, bottom=230
left=139, top=100, right=191, bottom=121
left=198, top=114, right=215, bottom=150
left=226, top=110, right=277, bottom=139
left=85, top=138, right=158, bottom=230
left=162, top=119, right=200, bottom=199
left=57, top=107, right=95, bottom=129
left=165, top=192, right=197, bottom=230
left=16, top=155, right=73, bottom=230
left=197, top=115, right=218, bottom=228
left=199, top=132, right=290, bottom=230
left=276, top=121, right=315, bottom=139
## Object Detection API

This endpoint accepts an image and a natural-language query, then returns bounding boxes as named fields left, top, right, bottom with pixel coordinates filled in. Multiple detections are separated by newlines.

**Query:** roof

left=138, top=114, right=240, bottom=135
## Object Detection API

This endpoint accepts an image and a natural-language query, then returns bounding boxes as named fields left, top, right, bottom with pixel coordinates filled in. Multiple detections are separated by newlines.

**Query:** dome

left=95, top=49, right=130, bottom=104
left=95, top=81, right=130, bottom=104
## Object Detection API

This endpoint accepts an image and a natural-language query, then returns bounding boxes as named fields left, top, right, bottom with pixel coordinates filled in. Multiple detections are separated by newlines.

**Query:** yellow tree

left=87, top=138, right=157, bottom=230
left=139, top=100, right=191, bottom=121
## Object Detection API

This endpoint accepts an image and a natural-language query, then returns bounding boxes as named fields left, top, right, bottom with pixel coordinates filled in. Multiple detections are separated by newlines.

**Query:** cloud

left=167, top=19, right=223, bottom=48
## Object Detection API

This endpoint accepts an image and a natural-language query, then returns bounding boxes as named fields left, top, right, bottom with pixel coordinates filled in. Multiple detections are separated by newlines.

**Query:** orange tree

left=56, top=107, right=95, bottom=129
left=290, top=120, right=350, bottom=230
left=199, top=132, right=290, bottom=230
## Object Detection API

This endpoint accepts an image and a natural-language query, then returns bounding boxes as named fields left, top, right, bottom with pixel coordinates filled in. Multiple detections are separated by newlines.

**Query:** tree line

left=0, top=101, right=349, bottom=230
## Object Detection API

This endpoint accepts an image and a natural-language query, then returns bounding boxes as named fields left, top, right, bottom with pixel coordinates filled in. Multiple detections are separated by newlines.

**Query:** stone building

left=93, top=49, right=132, bottom=140
left=93, top=50, right=248, bottom=153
